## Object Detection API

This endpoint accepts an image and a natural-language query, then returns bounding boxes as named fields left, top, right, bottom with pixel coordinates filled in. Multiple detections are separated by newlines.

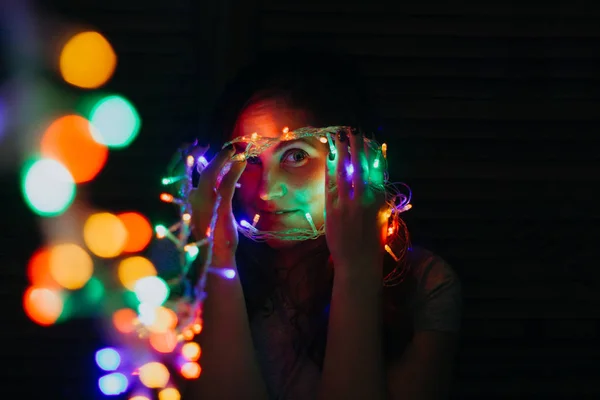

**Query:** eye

left=246, top=156, right=261, bottom=165
left=282, top=149, right=309, bottom=166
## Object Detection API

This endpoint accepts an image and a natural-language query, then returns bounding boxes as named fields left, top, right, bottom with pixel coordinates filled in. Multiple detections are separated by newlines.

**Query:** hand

left=325, top=128, right=386, bottom=280
left=188, top=144, right=246, bottom=268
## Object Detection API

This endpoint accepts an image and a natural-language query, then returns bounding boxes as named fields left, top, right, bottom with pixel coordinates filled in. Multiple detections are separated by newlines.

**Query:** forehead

left=234, top=99, right=312, bottom=140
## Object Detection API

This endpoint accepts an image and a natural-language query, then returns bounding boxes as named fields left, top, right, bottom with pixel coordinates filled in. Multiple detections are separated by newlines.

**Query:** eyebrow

left=272, top=137, right=317, bottom=153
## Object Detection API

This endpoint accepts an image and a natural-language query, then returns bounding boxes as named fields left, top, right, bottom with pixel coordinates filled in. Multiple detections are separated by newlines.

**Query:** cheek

left=288, top=165, right=327, bottom=222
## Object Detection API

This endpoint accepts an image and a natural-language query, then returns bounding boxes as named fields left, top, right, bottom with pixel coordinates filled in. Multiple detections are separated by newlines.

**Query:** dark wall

left=250, top=3, right=600, bottom=398
left=2, top=1, right=599, bottom=398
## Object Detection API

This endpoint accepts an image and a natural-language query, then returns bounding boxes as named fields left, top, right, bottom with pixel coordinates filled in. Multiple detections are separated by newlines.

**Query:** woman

left=168, top=50, right=462, bottom=399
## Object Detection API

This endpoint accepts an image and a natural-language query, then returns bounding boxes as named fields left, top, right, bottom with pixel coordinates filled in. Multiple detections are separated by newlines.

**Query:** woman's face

left=232, top=98, right=329, bottom=248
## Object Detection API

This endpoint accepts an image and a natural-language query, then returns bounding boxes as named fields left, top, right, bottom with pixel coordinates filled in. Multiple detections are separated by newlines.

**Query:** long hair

left=206, top=49, right=410, bottom=367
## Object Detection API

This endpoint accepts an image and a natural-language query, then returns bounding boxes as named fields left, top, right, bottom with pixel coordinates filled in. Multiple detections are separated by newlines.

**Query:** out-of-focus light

left=181, top=342, right=201, bottom=361
left=149, top=330, right=177, bottom=354
left=137, top=303, right=157, bottom=326
left=23, top=286, right=63, bottom=326
left=90, top=95, right=141, bottom=149
left=147, top=307, right=177, bottom=334
left=60, top=31, right=117, bottom=89
left=95, top=347, right=121, bottom=371
left=27, top=248, right=59, bottom=288
left=158, top=388, right=181, bottom=400
left=84, top=212, right=128, bottom=258
left=98, top=372, right=128, bottom=396
left=112, top=308, right=137, bottom=334
left=117, top=212, right=152, bottom=253
left=49, top=243, right=93, bottom=290
left=180, top=362, right=201, bottom=379
left=21, top=158, right=75, bottom=217
left=118, top=256, right=156, bottom=290
left=138, top=362, right=170, bottom=389
left=134, top=276, right=169, bottom=307
left=40, top=115, right=108, bottom=183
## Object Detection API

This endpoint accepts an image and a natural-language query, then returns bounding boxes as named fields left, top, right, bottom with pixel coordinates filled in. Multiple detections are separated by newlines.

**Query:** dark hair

left=207, top=48, right=379, bottom=148
left=205, top=49, right=401, bottom=367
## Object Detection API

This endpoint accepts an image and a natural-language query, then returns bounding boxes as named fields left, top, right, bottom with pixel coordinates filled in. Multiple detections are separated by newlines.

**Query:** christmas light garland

left=94, top=126, right=413, bottom=398
left=156, top=126, right=413, bottom=332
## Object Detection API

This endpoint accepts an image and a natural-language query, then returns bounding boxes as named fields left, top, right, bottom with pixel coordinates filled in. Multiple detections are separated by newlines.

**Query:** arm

left=317, top=265, right=386, bottom=400
left=387, top=251, right=462, bottom=399
left=185, top=259, right=269, bottom=399
left=182, top=148, right=267, bottom=399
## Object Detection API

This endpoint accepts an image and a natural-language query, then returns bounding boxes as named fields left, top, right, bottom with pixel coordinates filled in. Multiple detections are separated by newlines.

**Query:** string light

left=154, top=225, right=179, bottom=246
left=304, top=212, right=318, bottom=235
left=98, top=125, right=413, bottom=398
left=218, top=126, right=412, bottom=285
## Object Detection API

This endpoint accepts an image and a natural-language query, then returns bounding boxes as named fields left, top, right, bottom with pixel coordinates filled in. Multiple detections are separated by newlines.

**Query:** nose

left=258, top=169, right=287, bottom=201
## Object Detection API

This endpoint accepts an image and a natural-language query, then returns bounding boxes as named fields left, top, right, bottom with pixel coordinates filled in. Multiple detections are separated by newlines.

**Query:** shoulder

left=406, top=246, right=463, bottom=334
left=407, top=246, right=461, bottom=298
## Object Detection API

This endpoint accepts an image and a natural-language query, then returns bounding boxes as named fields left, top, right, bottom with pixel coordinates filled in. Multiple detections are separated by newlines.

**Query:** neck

left=270, top=238, right=332, bottom=304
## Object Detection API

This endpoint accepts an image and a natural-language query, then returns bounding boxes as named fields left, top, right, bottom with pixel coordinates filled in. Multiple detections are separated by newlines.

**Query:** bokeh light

left=134, top=276, right=169, bottom=307
left=138, top=362, right=170, bottom=389
left=82, top=277, right=105, bottom=306
left=112, top=308, right=138, bottom=334
left=90, top=95, right=141, bottom=149
left=181, top=342, right=201, bottom=361
left=27, top=247, right=60, bottom=288
left=148, top=330, right=177, bottom=354
left=95, top=347, right=121, bottom=371
left=158, top=388, right=181, bottom=400
left=137, top=303, right=156, bottom=326
left=60, top=31, right=117, bottom=89
left=84, top=212, right=128, bottom=258
left=49, top=243, right=93, bottom=290
left=129, top=396, right=150, bottom=400
left=21, top=158, right=76, bottom=217
left=98, top=372, right=128, bottom=396
left=118, top=212, right=152, bottom=252
left=118, top=256, right=156, bottom=290
left=147, top=307, right=177, bottom=334
left=180, top=362, right=201, bottom=380
left=23, top=286, right=63, bottom=326
left=40, top=115, right=108, bottom=183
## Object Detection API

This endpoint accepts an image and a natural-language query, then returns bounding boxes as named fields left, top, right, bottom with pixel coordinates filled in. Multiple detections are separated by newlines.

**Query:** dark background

left=1, top=0, right=599, bottom=398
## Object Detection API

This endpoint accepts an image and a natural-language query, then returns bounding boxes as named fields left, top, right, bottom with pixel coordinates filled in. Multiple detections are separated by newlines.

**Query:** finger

left=335, top=130, right=352, bottom=201
left=217, top=160, right=247, bottom=204
left=166, top=144, right=209, bottom=198
left=197, top=144, right=236, bottom=191
left=189, top=187, right=218, bottom=240
left=348, top=128, right=369, bottom=198
left=167, top=141, right=203, bottom=175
